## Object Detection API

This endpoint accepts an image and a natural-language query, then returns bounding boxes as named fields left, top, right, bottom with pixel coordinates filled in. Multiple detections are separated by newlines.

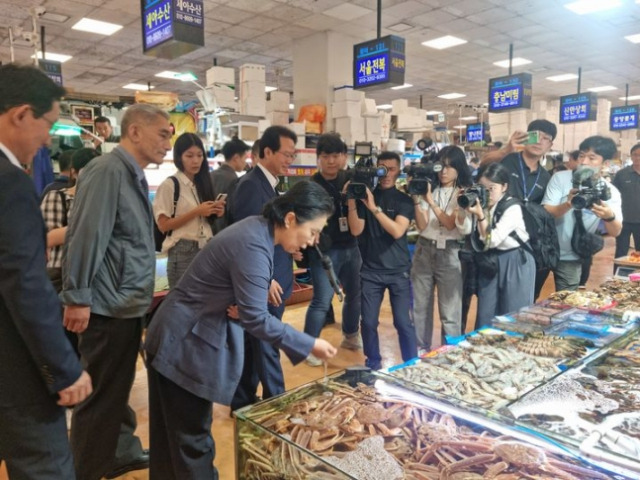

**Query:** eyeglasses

left=28, top=107, right=57, bottom=129
left=277, top=150, right=297, bottom=161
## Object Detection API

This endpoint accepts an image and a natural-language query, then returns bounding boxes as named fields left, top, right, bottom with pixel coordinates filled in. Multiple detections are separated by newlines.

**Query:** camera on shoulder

left=346, top=156, right=387, bottom=200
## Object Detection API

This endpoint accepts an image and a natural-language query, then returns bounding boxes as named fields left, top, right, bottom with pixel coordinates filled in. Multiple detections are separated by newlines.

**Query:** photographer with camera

left=543, top=136, right=622, bottom=291
left=464, top=163, right=536, bottom=328
left=346, top=151, right=417, bottom=370
left=410, top=146, right=472, bottom=353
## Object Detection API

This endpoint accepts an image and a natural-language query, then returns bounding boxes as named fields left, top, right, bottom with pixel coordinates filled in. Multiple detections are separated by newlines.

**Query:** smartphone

left=216, top=193, right=228, bottom=201
left=524, top=131, right=540, bottom=145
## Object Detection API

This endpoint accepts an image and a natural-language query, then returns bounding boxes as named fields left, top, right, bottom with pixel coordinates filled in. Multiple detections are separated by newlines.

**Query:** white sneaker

left=306, top=354, right=323, bottom=367
left=340, top=332, right=363, bottom=350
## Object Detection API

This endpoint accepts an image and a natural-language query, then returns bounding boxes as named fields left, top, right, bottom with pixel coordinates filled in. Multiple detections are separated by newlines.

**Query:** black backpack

left=494, top=197, right=560, bottom=271
left=153, top=176, right=180, bottom=252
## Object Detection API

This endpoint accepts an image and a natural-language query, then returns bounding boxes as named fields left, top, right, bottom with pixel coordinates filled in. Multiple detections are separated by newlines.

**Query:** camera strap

left=518, top=153, right=541, bottom=203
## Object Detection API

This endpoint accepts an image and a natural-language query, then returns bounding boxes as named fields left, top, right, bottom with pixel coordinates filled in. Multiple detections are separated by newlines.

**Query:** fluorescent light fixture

left=265, top=86, right=277, bottom=92
left=422, top=35, right=467, bottom=50
left=32, top=52, right=72, bottom=63
left=546, top=73, right=579, bottom=82
left=619, top=95, right=640, bottom=101
left=564, top=0, right=622, bottom=15
left=425, top=110, right=443, bottom=115
left=390, top=83, right=413, bottom=90
left=155, top=71, right=198, bottom=81
left=460, top=116, right=477, bottom=121
left=587, top=85, right=617, bottom=92
left=72, top=18, right=123, bottom=36
left=437, top=92, right=466, bottom=99
left=625, top=33, right=640, bottom=44
left=123, top=83, right=154, bottom=90
left=377, top=104, right=392, bottom=109
left=289, top=103, right=294, bottom=110
left=453, top=125, right=467, bottom=129
left=493, top=57, right=531, bottom=68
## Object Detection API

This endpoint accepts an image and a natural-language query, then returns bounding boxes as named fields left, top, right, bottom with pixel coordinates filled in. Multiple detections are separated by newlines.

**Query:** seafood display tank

left=234, top=369, right=633, bottom=480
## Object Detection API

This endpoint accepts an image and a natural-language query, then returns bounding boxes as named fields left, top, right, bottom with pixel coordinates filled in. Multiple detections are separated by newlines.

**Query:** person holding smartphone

left=154, top=133, right=225, bottom=288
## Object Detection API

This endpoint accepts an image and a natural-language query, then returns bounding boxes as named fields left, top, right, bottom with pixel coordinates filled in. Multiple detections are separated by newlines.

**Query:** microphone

left=315, top=245, right=344, bottom=302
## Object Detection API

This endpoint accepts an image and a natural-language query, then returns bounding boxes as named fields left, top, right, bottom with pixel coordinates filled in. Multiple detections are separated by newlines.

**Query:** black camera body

left=346, top=157, right=387, bottom=200
left=571, top=168, right=611, bottom=210
left=457, top=184, right=488, bottom=209
left=404, top=137, right=442, bottom=195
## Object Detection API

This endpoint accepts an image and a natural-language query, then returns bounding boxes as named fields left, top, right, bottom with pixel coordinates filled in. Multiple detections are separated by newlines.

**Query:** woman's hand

left=424, top=182, right=435, bottom=208
left=311, top=338, right=337, bottom=361
left=467, top=201, right=484, bottom=218
left=198, top=201, right=218, bottom=217
left=226, top=304, right=239, bottom=320
left=212, top=199, right=226, bottom=217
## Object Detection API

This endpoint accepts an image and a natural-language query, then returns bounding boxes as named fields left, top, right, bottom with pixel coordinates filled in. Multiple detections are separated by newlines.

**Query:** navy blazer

left=0, top=153, right=82, bottom=407
left=231, top=166, right=293, bottom=297
left=144, top=216, right=314, bottom=405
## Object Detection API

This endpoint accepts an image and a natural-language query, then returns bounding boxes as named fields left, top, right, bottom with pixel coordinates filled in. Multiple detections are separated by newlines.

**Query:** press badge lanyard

left=518, top=153, right=541, bottom=203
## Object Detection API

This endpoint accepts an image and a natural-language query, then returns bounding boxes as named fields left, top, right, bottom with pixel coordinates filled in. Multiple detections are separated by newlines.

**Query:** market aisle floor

left=1, top=237, right=619, bottom=480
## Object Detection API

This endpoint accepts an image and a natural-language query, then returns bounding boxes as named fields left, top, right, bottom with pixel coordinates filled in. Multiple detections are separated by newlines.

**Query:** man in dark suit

left=0, top=64, right=92, bottom=479
left=229, top=125, right=297, bottom=411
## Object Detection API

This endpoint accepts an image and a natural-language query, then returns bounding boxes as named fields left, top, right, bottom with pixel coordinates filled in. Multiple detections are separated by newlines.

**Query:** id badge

left=436, top=235, right=446, bottom=250
left=339, top=217, right=349, bottom=232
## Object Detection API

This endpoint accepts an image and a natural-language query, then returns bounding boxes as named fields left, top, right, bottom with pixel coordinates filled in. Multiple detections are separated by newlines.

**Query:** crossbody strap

left=166, top=176, right=180, bottom=238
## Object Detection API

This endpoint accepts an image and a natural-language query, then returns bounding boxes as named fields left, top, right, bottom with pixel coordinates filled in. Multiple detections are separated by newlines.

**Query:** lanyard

left=518, top=153, right=541, bottom=203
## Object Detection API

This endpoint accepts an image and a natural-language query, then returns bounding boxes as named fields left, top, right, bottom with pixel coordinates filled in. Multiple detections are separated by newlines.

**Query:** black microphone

left=315, top=245, right=343, bottom=302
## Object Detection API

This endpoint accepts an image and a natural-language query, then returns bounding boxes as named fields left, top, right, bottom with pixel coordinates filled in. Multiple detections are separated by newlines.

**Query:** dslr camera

left=404, top=137, right=442, bottom=195
left=571, top=168, right=611, bottom=210
left=457, top=184, right=488, bottom=209
left=346, top=157, right=387, bottom=200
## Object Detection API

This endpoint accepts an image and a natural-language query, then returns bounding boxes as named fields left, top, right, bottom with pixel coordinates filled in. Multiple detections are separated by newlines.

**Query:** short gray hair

left=120, top=104, right=170, bottom=139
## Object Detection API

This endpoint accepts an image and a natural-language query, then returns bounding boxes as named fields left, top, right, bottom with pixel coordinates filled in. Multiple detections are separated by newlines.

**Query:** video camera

left=404, top=137, right=442, bottom=195
left=457, top=184, right=488, bottom=209
left=571, top=168, right=611, bottom=210
left=346, top=157, right=388, bottom=200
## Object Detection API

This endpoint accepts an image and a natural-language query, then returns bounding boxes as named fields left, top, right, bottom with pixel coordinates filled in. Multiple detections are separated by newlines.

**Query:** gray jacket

left=61, top=146, right=155, bottom=318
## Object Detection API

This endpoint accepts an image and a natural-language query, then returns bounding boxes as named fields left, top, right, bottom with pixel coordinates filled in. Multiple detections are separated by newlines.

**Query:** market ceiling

left=1, top=0, right=639, bottom=121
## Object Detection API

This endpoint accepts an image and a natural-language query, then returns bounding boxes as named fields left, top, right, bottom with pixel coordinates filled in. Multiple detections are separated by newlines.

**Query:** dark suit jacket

left=231, top=166, right=293, bottom=297
left=0, top=153, right=82, bottom=407
left=144, top=216, right=313, bottom=405
left=210, top=163, right=238, bottom=234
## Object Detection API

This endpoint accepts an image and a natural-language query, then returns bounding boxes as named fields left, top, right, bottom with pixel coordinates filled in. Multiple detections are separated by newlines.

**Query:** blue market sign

left=38, top=59, right=63, bottom=87
left=466, top=123, right=484, bottom=143
left=610, top=104, right=639, bottom=131
left=560, top=92, right=597, bottom=124
left=141, top=0, right=204, bottom=59
left=353, top=35, right=405, bottom=90
left=488, top=73, right=532, bottom=112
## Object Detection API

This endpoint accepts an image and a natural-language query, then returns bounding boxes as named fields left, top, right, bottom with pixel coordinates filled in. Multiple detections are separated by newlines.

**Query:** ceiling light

left=425, top=110, right=443, bottom=115
left=155, top=71, right=197, bottom=81
left=123, top=83, right=154, bottom=90
left=422, top=35, right=467, bottom=50
left=388, top=22, right=413, bottom=32
left=377, top=104, right=392, bottom=110
left=437, top=93, right=466, bottom=99
left=619, top=95, right=640, bottom=101
left=493, top=57, right=532, bottom=68
left=546, top=73, right=579, bottom=82
left=72, top=18, right=123, bottom=36
left=587, top=85, right=617, bottom=92
left=564, top=0, right=622, bottom=15
left=289, top=103, right=294, bottom=110
left=32, top=52, right=72, bottom=63
left=625, top=33, right=640, bottom=44
left=390, top=83, right=413, bottom=90
left=265, top=86, right=277, bottom=92
left=460, top=116, right=477, bottom=121
left=453, top=125, right=467, bottom=129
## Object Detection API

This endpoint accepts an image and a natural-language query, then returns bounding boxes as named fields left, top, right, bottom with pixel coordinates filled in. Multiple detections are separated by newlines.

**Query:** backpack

left=494, top=197, right=560, bottom=271
left=153, top=176, right=180, bottom=252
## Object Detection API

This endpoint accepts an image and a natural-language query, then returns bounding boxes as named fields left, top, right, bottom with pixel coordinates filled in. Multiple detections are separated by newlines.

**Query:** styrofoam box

left=239, top=64, right=266, bottom=83
left=362, top=98, right=377, bottom=116
left=266, top=111, right=289, bottom=125
left=394, top=114, right=423, bottom=130
left=406, top=107, right=419, bottom=116
left=258, top=119, right=271, bottom=136
left=343, top=132, right=367, bottom=147
left=334, top=88, right=365, bottom=102
left=266, top=93, right=290, bottom=113
left=240, top=81, right=266, bottom=100
left=293, top=150, right=317, bottom=166
left=289, top=122, right=306, bottom=149
left=206, top=66, right=235, bottom=87
left=392, top=99, right=409, bottom=114
left=209, top=85, right=234, bottom=103
left=335, top=117, right=365, bottom=136
left=240, top=98, right=266, bottom=117
left=332, top=101, right=361, bottom=118
left=267, top=102, right=289, bottom=114
left=365, top=116, right=382, bottom=135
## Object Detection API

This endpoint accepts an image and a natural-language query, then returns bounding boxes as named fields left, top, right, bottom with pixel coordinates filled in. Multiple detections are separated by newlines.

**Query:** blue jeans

left=360, top=270, right=417, bottom=370
left=304, top=246, right=362, bottom=338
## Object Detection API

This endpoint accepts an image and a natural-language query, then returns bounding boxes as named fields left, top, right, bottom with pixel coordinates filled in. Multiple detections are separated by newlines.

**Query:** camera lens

left=375, top=166, right=388, bottom=177
left=457, top=192, right=478, bottom=209
left=571, top=193, right=590, bottom=210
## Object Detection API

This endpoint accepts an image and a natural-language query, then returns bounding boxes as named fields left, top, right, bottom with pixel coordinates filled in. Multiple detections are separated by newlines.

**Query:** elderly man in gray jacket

left=61, top=104, right=172, bottom=480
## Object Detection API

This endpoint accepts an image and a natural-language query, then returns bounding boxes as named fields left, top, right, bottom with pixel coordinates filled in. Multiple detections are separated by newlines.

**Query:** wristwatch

left=374, top=206, right=383, bottom=215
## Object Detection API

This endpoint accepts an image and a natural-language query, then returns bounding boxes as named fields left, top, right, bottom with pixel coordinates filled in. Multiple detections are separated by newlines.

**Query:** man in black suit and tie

left=229, top=125, right=298, bottom=411
left=0, top=64, right=92, bottom=479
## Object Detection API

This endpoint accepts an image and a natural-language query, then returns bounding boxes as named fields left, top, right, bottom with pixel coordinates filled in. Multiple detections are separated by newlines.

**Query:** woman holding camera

left=411, top=146, right=472, bottom=353
left=466, top=163, right=535, bottom=328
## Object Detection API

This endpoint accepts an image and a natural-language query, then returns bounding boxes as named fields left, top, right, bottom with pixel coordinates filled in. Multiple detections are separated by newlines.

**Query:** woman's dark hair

left=173, top=133, right=216, bottom=209
left=479, top=162, right=510, bottom=186
left=71, top=148, right=100, bottom=172
left=263, top=181, right=334, bottom=227
left=437, top=145, right=472, bottom=188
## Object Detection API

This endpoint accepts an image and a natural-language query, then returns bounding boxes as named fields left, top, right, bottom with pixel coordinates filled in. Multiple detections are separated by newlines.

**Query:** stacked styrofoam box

left=332, top=88, right=366, bottom=147
left=204, top=66, right=237, bottom=111
left=335, top=117, right=366, bottom=146
left=206, top=66, right=235, bottom=87
left=288, top=122, right=306, bottom=150
left=365, top=115, right=383, bottom=149
left=362, top=99, right=377, bottom=117
left=239, top=64, right=266, bottom=117
left=205, top=85, right=236, bottom=110
left=391, top=99, right=430, bottom=131
left=266, top=112, right=289, bottom=126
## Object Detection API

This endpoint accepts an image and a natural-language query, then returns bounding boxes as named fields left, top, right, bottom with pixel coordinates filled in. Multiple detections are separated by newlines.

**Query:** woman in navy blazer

left=144, top=181, right=337, bottom=479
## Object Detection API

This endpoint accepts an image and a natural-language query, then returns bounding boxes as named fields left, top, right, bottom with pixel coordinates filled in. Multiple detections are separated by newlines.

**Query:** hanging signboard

left=488, top=73, right=532, bottom=112
left=466, top=123, right=484, bottom=142
left=559, top=92, right=598, bottom=124
left=353, top=35, right=405, bottom=90
left=141, top=0, right=204, bottom=60
left=38, top=59, right=63, bottom=87
left=610, top=104, right=639, bottom=131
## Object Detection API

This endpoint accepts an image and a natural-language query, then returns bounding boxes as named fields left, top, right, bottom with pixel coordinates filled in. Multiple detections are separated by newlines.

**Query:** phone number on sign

left=176, top=12, right=202, bottom=25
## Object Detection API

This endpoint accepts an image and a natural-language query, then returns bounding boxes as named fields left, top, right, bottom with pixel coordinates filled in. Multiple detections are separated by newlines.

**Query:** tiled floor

left=1, top=236, right=620, bottom=480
